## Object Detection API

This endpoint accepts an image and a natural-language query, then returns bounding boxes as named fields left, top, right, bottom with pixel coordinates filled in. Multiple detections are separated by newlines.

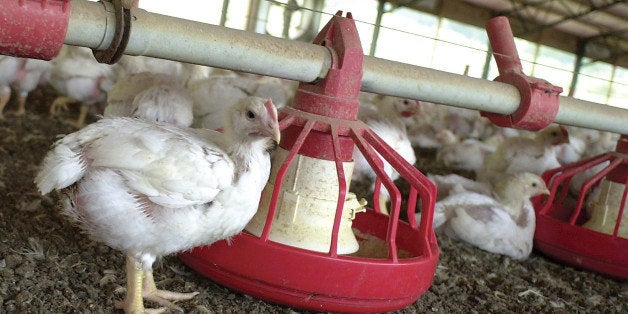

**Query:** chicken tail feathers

left=35, top=140, right=86, bottom=195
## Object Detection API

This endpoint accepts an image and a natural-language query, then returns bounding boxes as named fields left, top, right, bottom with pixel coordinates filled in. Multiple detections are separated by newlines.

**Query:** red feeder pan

left=533, top=134, right=628, bottom=280
left=180, top=11, right=439, bottom=313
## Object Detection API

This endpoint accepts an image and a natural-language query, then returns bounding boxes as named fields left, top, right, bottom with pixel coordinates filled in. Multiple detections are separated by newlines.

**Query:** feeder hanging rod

left=43, top=0, right=628, bottom=134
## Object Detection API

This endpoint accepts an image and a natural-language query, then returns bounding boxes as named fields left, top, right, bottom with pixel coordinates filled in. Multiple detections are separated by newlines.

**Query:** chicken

left=0, top=56, right=52, bottom=119
left=404, top=101, right=450, bottom=149
left=436, top=131, right=502, bottom=172
left=476, top=124, right=570, bottom=185
left=568, top=129, right=619, bottom=196
left=428, top=172, right=549, bottom=260
left=49, top=45, right=115, bottom=128
left=443, top=106, right=495, bottom=139
left=352, top=97, right=416, bottom=214
left=428, top=173, right=492, bottom=201
left=34, top=96, right=281, bottom=312
left=104, top=72, right=194, bottom=127
left=188, top=73, right=295, bottom=130
left=113, top=55, right=185, bottom=79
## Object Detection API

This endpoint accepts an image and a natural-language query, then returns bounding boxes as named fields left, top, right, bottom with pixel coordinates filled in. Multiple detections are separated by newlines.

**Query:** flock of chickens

left=1, top=45, right=619, bottom=312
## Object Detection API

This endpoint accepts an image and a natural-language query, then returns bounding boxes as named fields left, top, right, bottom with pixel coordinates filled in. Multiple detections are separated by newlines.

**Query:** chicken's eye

left=403, top=100, right=410, bottom=105
left=246, top=110, right=256, bottom=120
left=531, top=182, right=538, bottom=187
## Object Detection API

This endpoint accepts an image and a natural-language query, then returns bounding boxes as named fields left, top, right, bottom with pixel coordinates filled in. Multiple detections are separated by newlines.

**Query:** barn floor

left=0, top=87, right=626, bottom=313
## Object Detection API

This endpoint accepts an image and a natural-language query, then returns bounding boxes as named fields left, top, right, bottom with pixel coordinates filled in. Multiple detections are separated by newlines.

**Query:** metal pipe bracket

left=481, top=71, right=563, bottom=130
left=481, top=16, right=563, bottom=131
left=91, top=0, right=131, bottom=64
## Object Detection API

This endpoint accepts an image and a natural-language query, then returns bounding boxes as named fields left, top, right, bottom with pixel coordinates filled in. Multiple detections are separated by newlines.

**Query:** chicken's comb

left=264, top=99, right=278, bottom=122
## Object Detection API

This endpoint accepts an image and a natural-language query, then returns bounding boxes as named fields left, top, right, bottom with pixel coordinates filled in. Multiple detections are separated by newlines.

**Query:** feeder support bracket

left=292, top=10, right=363, bottom=122
left=481, top=16, right=563, bottom=131
left=91, top=0, right=131, bottom=64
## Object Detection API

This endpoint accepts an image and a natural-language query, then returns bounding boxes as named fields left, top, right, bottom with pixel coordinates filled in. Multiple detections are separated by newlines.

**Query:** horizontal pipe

left=63, top=0, right=627, bottom=134
left=66, top=0, right=331, bottom=82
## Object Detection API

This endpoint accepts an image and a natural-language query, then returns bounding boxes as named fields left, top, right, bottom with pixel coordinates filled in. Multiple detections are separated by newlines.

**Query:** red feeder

left=0, top=0, right=70, bottom=60
left=533, top=135, right=628, bottom=280
left=180, top=11, right=439, bottom=312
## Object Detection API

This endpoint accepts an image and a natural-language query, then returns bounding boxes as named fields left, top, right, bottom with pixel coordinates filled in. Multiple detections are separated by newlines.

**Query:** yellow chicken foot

left=64, top=104, right=90, bottom=128
left=115, top=255, right=168, bottom=314
left=49, top=96, right=76, bottom=115
left=142, top=269, right=199, bottom=311
left=115, top=255, right=198, bottom=313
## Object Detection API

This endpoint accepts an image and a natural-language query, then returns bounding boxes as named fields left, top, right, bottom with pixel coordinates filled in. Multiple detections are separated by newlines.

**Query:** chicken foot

left=0, top=91, right=30, bottom=118
left=115, top=255, right=198, bottom=313
left=142, top=268, right=199, bottom=310
left=49, top=96, right=76, bottom=115
left=50, top=96, right=90, bottom=128
left=66, top=104, right=90, bottom=129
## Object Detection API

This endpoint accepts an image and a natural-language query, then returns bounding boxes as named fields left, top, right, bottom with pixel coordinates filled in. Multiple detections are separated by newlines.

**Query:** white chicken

left=476, top=124, right=570, bottom=185
left=114, top=55, right=185, bottom=79
left=35, top=96, right=281, bottom=312
left=568, top=129, right=619, bottom=196
left=0, top=56, right=52, bottom=119
left=352, top=96, right=416, bottom=215
left=404, top=101, right=450, bottom=149
left=104, top=72, right=194, bottom=127
left=428, top=172, right=549, bottom=260
left=188, top=73, right=295, bottom=130
left=428, top=173, right=492, bottom=201
left=435, top=131, right=503, bottom=172
left=49, top=45, right=115, bottom=128
left=443, top=106, right=494, bottom=139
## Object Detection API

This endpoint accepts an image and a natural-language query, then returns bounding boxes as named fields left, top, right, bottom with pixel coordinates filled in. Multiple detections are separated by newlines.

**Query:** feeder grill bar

left=58, top=0, right=628, bottom=134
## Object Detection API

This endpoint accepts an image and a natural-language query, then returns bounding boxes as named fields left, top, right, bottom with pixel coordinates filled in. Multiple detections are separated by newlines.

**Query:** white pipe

left=65, top=0, right=628, bottom=134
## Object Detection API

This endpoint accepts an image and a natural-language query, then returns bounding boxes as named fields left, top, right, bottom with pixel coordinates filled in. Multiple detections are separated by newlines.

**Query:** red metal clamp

left=481, top=16, right=563, bottom=131
left=0, top=0, right=70, bottom=60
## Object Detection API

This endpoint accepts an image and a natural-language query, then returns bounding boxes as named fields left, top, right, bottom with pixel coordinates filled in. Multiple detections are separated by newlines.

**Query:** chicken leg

left=50, top=96, right=90, bottom=128
left=68, top=104, right=90, bottom=129
left=0, top=87, right=11, bottom=120
left=118, top=255, right=149, bottom=313
left=12, top=93, right=28, bottom=117
left=116, top=255, right=198, bottom=313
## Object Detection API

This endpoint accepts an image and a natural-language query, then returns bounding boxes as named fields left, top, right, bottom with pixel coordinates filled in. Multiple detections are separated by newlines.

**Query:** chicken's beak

left=260, top=123, right=281, bottom=144
left=271, top=126, right=281, bottom=144
left=541, top=186, right=550, bottom=195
